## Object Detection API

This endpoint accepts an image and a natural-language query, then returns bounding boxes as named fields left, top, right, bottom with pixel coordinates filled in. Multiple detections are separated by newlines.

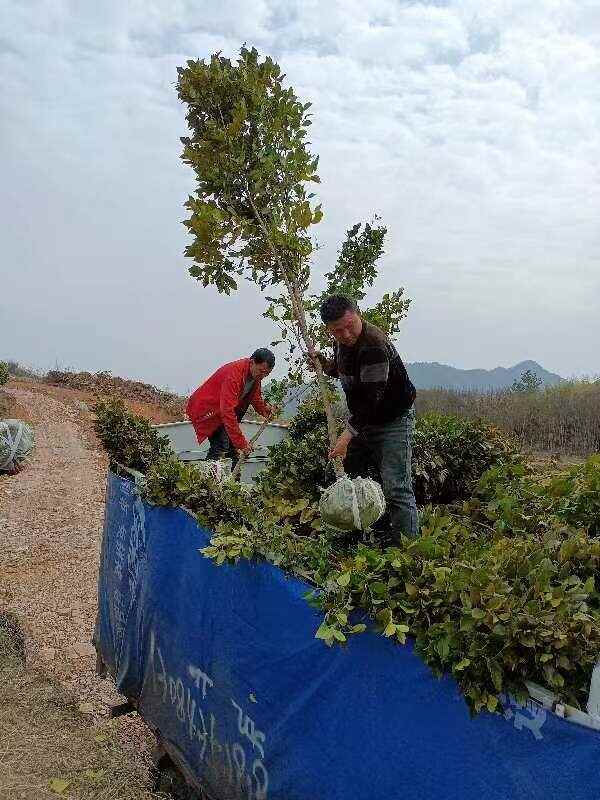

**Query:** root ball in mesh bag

left=319, top=475, right=385, bottom=532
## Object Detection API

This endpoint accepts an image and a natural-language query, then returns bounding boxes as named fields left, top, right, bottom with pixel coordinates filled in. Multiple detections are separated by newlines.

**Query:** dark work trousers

left=206, top=425, right=240, bottom=471
left=344, top=407, right=419, bottom=541
left=205, top=380, right=255, bottom=472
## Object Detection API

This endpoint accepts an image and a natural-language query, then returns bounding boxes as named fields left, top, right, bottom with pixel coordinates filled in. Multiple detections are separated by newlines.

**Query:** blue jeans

left=345, top=408, right=419, bottom=540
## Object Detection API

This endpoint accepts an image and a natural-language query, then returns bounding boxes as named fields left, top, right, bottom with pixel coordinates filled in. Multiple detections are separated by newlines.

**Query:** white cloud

left=1, top=0, right=599, bottom=388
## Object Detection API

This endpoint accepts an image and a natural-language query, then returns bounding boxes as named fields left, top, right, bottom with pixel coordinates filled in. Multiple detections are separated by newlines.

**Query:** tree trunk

left=231, top=416, right=272, bottom=479
left=246, top=188, right=344, bottom=478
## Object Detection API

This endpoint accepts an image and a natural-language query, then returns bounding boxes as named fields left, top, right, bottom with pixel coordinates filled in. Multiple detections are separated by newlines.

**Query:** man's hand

left=238, top=443, right=253, bottom=457
left=328, top=429, right=353, bottom=461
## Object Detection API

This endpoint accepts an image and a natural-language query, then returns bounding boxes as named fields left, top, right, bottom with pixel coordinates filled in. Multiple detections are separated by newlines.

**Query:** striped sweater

left=322, top=320, right=416, bottom=435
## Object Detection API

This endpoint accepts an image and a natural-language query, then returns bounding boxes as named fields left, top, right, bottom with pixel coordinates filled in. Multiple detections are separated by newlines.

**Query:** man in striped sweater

left=315, top=295, right=418, bottom=540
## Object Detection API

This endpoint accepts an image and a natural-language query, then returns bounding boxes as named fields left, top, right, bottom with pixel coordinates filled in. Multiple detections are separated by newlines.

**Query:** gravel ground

left=0, top=388, right=162, bottom=799
left=0, top=388, right=109, bottom=694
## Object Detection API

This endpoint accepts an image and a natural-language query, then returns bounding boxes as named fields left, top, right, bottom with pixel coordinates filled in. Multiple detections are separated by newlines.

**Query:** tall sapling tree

left=177, top=47, right=345, bottom=473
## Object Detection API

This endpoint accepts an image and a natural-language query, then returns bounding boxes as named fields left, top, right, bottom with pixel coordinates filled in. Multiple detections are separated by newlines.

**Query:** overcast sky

left=2, top=0, right=599, bottom=394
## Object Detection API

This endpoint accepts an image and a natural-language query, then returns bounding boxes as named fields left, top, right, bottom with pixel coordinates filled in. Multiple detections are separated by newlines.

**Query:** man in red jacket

left=186, top=348, right=276, bottom=465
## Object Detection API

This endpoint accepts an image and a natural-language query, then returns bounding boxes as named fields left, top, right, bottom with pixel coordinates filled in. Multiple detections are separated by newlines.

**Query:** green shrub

left=93, top=397, right=600, bottom=714
left=470, top=455, right=600, bottom=537
left=143, top=456, right=262, bottom=531
left=315, top=508, right=600, bottom=713
left=142, top=455, right=336, bottom=582
left=0, top=362, right=9, bottom=387
left=92, top=398, right=172, bottom=473
left=259, top=402, right=515, bottom=507
left=412, top=413, right=516, bottom=505
left=257, top=396, right=335, bottom=502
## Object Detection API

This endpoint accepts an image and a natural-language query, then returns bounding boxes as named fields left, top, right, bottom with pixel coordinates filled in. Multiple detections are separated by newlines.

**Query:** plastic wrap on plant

left=319, top=475, right=385, bottom=531
left=194, top=458, right=232, bottom=482
left=0, top=419, right=35, bottom=473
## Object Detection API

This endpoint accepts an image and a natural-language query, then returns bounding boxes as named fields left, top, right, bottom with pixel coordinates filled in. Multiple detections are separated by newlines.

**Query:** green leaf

left=49, top=778, right=71, bottom=794
left=435, top=638, right=450, bottom=660
left=371, top=581, right=388, bottom=596
left=486, top=695, right=499, bottom=713
left=315, top=623, right=333, bottom=641
left=82, top=769, right=105, bottom=784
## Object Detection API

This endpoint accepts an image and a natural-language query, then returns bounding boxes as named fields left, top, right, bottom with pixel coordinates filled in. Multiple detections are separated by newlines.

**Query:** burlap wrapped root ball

left=319, top=475, right=386, bottom=532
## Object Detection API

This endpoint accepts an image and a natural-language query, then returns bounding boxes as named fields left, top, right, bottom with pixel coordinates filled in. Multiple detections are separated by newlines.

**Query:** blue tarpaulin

left=95, top=472, right=600, bottom=800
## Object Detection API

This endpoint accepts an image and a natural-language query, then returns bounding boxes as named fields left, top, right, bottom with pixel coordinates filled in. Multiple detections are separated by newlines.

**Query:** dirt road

left=0, top=388, right=160, bottom=799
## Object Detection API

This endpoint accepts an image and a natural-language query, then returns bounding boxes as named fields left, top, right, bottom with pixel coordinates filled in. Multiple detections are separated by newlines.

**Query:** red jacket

left=186, top=358, right=271, bottom=451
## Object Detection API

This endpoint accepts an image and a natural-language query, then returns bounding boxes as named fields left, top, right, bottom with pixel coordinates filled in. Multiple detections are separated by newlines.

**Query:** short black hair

left=250, top=348, right=275, bottom=369
left=320, top=294, right=359, bottom=324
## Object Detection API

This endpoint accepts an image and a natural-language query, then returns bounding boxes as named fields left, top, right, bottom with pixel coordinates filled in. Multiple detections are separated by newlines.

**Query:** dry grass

left=416, top=379, right=600, bottom=456
left=0, top=673, right=163, bottom=800
left=3, top=360, right=184, bottom=424
left=0, top=612, right=168, bottom=800
left=0, top=612, right=26, bottom=671
left=6, top=378, right=178, bottom=426
left=44, top=371, right=185, bottom=422
left=0, top=389, right=32, bottom=424
left=2, top=361, right=42, bottom=381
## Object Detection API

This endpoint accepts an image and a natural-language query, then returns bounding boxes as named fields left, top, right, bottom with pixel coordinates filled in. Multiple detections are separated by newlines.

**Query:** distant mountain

left=406, top=360, right=563, bottom=391
left=271, top=360, right=562, bottom=419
